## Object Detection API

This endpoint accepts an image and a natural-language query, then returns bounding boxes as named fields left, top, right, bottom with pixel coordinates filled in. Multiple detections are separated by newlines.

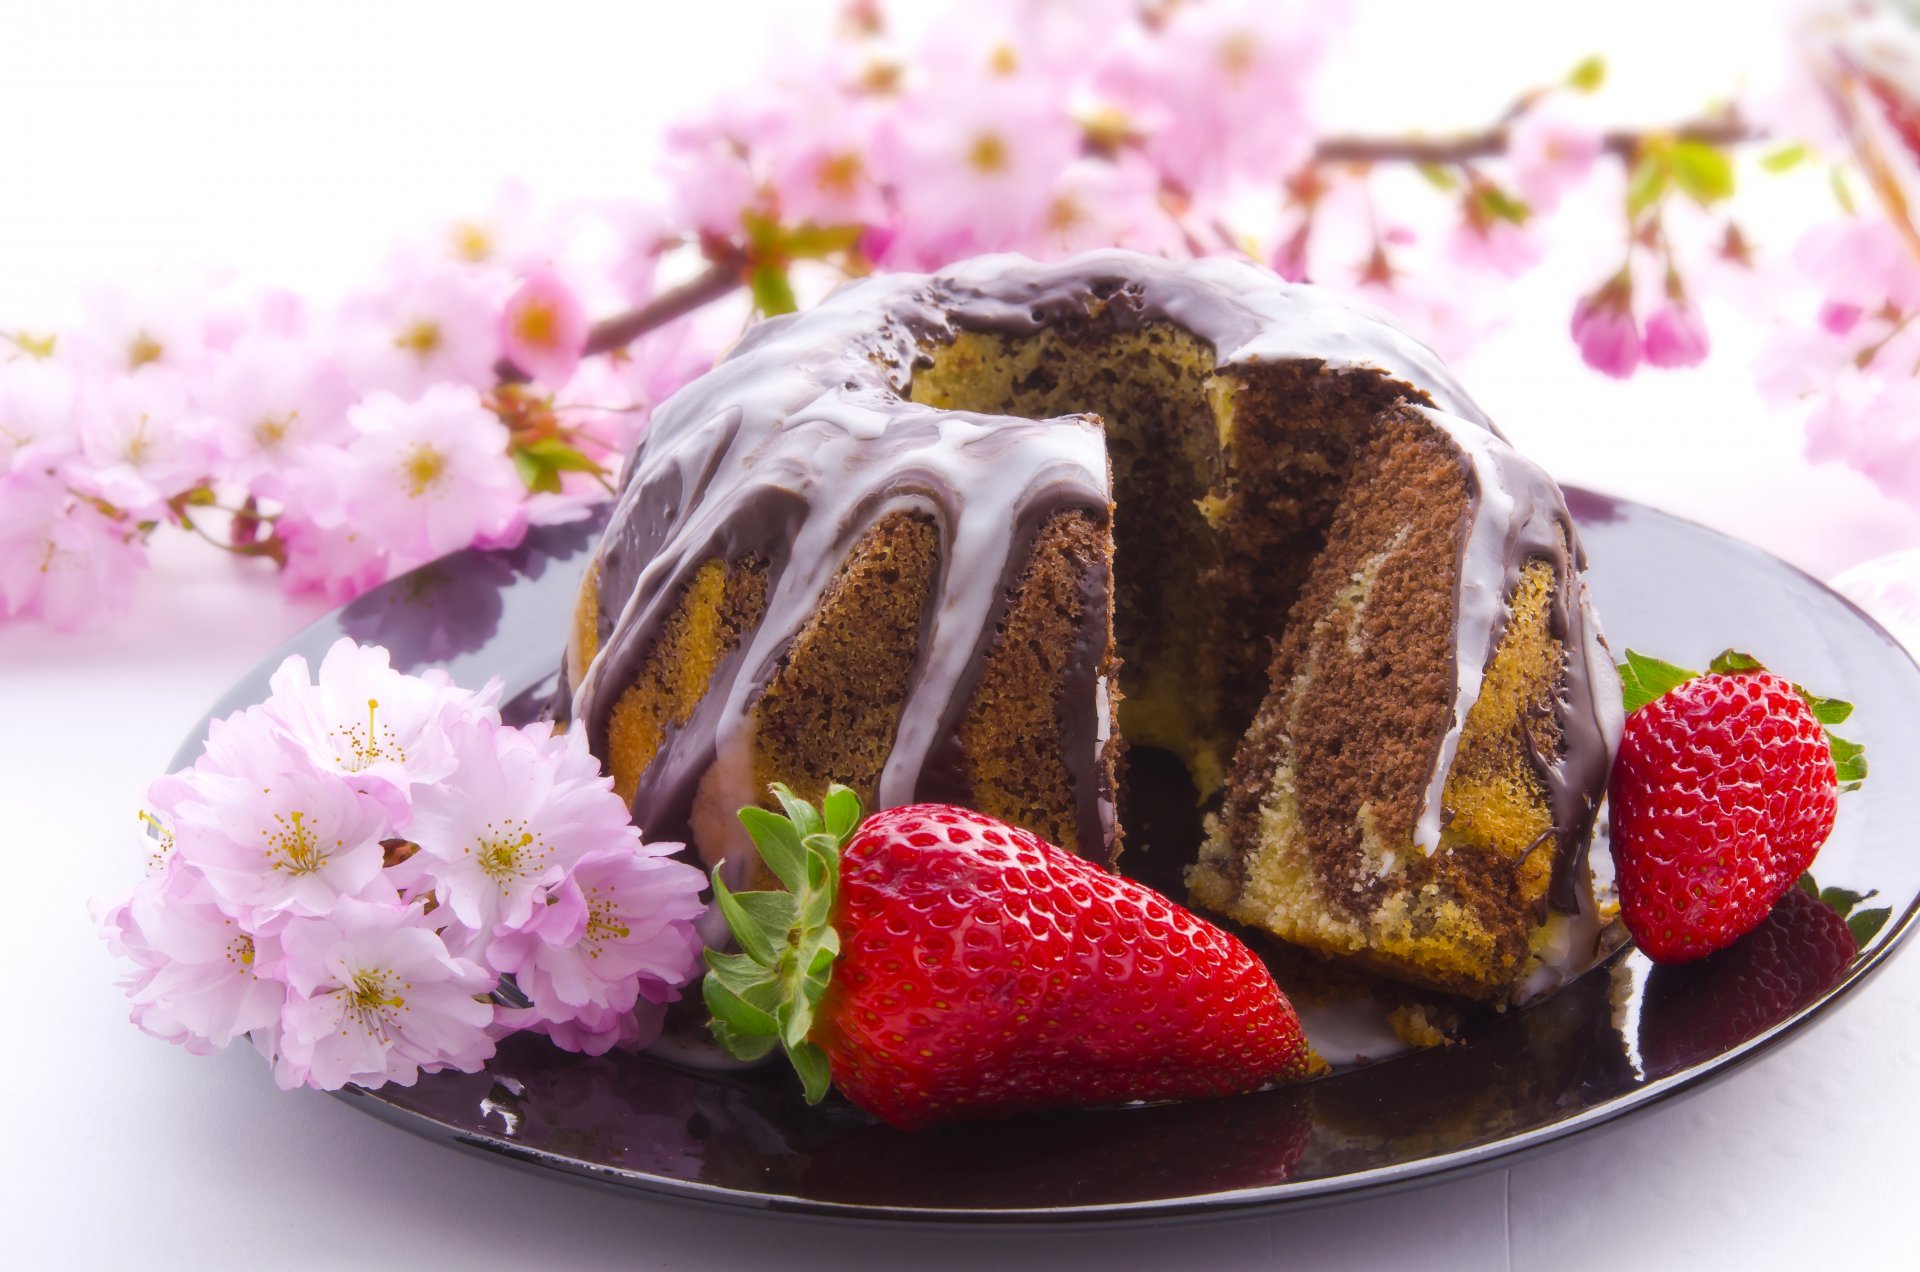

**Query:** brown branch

left=1312, top=116, right=1760, bottom=167
left=494, top=257, right=745, bottom=382
left=540, top=117, right=1763, bottom=377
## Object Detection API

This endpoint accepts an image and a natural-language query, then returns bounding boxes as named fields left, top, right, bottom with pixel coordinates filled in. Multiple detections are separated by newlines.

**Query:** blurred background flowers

left=5, top=0, right=1920, bottom=647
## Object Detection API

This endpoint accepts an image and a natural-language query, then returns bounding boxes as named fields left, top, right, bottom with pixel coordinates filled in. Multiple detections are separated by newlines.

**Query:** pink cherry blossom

left=658, top=98, right=780, bottom=238
left=274, top=511, right=390, bottom=603
left=878, top=75, right=1080, bottom=265
left=0, top=357, right=83, bottom=473
left=263, top=638, right=498, bottom=813
left=1570, top=287, right=1643, bottom=379
left=486, top=845, right=705, bottom=1036
left=500, top=271, right=589, bottom=388
left=1643, top=302, right=1711, bottom=368
left=276, top=896, right=496, bottom=1090
left=1795, top=217, right=1920, bottom=315
left=1446, top=215, right=1544, bottom=278
left=303, top=385, right=527, bottom=574
left=1035, top=155, right=1185, bottom=260
left=395, top=720, right=619, bottom=934
left=0, top=466, right=144, bottom=629
left=336, top=267, right=501, bottom=396
left=764, top=92, right=893, bottom=231
left=202, top=335, right=355, bottom=493
left=67, top=280, right=211, bottom=379
left=102, top=863, right=286, bottom=1055
left=1507, top=106, right=1602, bottom=212
left=1805, top=376, right=1920, bottom=504
left=1093, top=0, right=1332, bottom=200
left=167, top=731, right=394, bottom=922
left=72, top=370, right=211, bottom=519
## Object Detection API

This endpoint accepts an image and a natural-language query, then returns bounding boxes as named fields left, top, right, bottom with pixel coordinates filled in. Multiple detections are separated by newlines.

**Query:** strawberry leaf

left=822, top=785, right=862, bottom=842
left=702, top=782, right=866, bottom=1104
left=1829, top=732, right=1868, bottom=790
left=1619, top=649, right=1698, bottom=713
left=788, top=1038, right=833, bottom=1104
left=1818, top=884, right=1877, bottom=917
left=1848, top=907, right=1892, bottom=947
left=1800, top=691, right=1854, bottom=726
left=710, top=871, right=780, bottom=967
left=1708, top=649, right=1763, bottom=673
left=737, top=806, right=807, bottom=893
left=1797, top=872, right=1821, bottom=899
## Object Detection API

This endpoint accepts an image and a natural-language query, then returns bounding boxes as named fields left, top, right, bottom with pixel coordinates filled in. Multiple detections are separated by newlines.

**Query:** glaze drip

left=571, top=250, right=1618, bottom=941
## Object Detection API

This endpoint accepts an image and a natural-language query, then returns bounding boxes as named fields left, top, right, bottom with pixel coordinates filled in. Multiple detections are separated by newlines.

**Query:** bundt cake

left=564, top=249, right=1623, bottom=1004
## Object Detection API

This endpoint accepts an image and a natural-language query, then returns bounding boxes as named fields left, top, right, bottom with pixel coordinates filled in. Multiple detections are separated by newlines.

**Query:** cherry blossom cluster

left=0, top=189, right=729, bottom=631
left=8, top=0, right=1917, bottom=632
left=96, top=639, right=707, bottom=1090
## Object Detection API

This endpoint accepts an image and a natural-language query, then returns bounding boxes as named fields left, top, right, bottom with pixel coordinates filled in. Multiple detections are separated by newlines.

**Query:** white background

left=3, top=2, right=1915, bottom=1268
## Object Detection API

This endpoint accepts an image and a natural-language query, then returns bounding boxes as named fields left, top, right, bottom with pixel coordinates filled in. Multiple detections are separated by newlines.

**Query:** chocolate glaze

left=571, top=250, right=1620, bottom=934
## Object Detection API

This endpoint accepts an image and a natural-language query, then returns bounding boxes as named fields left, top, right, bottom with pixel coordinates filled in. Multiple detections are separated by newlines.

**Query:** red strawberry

left=1638, top=881, right=1866, bottom=1078
left=702, top=785, right=1309, bottom=1130
left=1609, top=650, right=1864, bottom=964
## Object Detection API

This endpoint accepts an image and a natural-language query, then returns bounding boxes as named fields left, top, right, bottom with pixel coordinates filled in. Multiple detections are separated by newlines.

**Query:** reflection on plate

left=177, top=490, right=1920, bottom=1223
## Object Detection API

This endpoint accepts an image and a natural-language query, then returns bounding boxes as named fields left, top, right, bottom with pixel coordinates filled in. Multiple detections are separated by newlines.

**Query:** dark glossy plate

left=178, top=491, right=1920, bottom=1224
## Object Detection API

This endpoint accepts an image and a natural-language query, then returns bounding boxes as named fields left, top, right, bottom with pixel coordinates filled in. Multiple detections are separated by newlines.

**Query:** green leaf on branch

left=1472, top=183, right=1531, bottom=225
left=780, top=223, right=864, bottom=259
left=1627, top=153, right=1670, bottom=219
left=1760, top=142, right=1810, bottom=173
left=510, top=437, right=604, bottom=494
left=1566, top=55, right=1607, bottom=93
left=1417, top=162, right=1457, bottom=190
left=1618, top=649, right=1698, bottom=714
left=1668, top=140, right=1734, bottom=205
left=750, top=262, right=797, bottom=316
left=1830, top=166, right=1857, bottom=214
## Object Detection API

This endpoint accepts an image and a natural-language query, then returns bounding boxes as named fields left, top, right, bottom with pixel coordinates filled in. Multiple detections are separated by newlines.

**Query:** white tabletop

left=6, top=2, right=1916, bottom=1267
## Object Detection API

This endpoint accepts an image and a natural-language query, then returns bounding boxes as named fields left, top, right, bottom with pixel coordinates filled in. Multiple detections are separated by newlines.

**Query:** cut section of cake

left=565, top=249, right=1623, bottom=1003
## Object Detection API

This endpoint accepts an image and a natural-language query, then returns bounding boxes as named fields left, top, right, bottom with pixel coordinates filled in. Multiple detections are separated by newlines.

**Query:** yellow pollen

left=817, top=151, right=864, bottom=195
left=513, top=301, right=559, bottom=350
left=124, top=416, right=153, bottom=466
left=451, top=221, right=493, bottom=263
left=403, top=444, right=448, bottom=497
left=1047, top=195, right=1086, bottom=234
left=988, top=42, right=1018, bottom=76
left=230, top=932, right=256, bottom=970
left=395, top=319, right=443, bottom=358
left=344, top=968, right=406, bottom=1035
left=581, top=884, right=632, bottom=959
left=127, top=333, right=165, bottom=369
left=859, top=59, right=904, bottom=95
left=252, top=412, right=296, bottom=448
left=1220, top=29, right=1258, bottom=78
left=473, top=822, right=546, bottom=884
left=969, top=132, right=1010, bottom=174
left=263, top=808, right=327, bottom=875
